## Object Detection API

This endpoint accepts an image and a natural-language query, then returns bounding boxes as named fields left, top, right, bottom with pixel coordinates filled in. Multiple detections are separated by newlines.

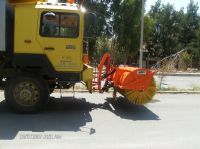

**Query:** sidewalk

left=155, top=72, right=200, bottom=92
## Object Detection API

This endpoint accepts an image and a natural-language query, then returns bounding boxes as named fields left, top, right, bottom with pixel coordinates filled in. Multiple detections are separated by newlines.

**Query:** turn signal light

left=68, top=0, right=75, bottom=4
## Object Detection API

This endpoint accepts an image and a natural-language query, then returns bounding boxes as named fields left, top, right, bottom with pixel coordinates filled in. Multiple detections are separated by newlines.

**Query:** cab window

left=40, top=12, right=79, bottom=38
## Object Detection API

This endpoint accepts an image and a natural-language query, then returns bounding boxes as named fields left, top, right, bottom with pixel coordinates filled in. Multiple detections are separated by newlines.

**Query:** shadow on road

left=104, top=97, right=160, bottom=121
left=0, top=97, right=93, bottom=140
left=0, top=96, right=159, bottom=140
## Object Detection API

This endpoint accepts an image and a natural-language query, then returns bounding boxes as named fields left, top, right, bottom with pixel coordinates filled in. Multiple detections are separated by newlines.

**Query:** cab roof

left=35, top=2, right=79, bottom=11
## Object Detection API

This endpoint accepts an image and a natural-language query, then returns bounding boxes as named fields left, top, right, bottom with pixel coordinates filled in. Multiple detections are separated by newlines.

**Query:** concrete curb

left=156, top=73, right=200, bottom=77
left=53, top=90, right=200, bottom=94
left=1, top=89, right=200, bottom=94
left=157, top=91, right=200, bottom=94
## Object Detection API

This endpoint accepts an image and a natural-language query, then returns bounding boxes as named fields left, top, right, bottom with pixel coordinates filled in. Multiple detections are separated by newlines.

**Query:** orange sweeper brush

left=94, top=53, right=156, bottom=105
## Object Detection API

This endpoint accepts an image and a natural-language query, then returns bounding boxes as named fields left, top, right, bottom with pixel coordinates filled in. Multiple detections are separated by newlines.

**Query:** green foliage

left=182, top=51, right=191, bottom=65
left=95, top=36, right=111, bottom=62
left=83, top=0, right=111, bottom=58
left=145, top=0, right=200, bottom=69
left=84, top=0, right=110, bottom=35
left=148, top=2, right=182, bottom=57
left=110, top=0, right=142, bottom=55
left=180, top=51, right=192, bottom=70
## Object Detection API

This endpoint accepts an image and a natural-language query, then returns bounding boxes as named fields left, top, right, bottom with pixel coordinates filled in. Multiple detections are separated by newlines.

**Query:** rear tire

left=5, top=75, right=49, bottom=113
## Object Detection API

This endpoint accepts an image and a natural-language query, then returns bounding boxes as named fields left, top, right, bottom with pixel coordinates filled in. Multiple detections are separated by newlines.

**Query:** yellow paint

left=82, top=64, right=93, bottom=92
left=14, top=4, right=43, bottom=54
left=9, top=0, right=46, bottom=4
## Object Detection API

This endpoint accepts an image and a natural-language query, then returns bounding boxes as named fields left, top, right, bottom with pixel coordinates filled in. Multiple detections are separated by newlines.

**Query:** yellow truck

left=0, top=0, right=95, bottom=112
left=0, top=0, right=156, bottom=113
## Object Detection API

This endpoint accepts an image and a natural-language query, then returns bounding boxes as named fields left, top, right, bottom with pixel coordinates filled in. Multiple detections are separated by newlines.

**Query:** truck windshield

left=40, top=12, right=79, bottom=38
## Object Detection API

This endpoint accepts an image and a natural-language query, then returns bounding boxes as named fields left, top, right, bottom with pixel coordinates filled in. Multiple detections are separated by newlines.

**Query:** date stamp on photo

left=19, top=133, right=62, bottom=140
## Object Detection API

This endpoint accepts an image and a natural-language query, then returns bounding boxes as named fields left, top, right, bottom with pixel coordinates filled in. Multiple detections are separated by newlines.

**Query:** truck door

left=37, top=11, right=83, bottom=72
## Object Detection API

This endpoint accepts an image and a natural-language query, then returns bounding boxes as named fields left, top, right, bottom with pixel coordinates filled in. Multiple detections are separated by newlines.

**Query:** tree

left=148, top=2, right=183, bottom=57
left=145, top=0, right=200, bottom=69
left=179, top=0, right=200, bottom=68
left=110, top=0, right=142, bottom=64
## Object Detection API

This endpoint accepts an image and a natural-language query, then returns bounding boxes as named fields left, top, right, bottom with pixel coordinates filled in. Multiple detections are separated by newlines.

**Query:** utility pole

left=139, top=0, right=144, bottom=68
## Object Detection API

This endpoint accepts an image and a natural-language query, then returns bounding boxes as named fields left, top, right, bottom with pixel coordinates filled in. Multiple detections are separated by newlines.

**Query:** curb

left=1, top=89, right=199, bottom=94
left=157, top=91, right=200, bottom=94
left=155, top=73, right=200, bottom=77
left=53, top=90, right=200, bottom=94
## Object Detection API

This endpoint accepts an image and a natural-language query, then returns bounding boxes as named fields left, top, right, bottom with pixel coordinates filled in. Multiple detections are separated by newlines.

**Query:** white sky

left=146, top=0, right=200, bottom=13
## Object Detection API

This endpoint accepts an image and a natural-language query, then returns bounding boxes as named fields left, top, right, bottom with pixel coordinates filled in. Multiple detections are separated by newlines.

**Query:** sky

left=146, top=0, right=200, bottom=13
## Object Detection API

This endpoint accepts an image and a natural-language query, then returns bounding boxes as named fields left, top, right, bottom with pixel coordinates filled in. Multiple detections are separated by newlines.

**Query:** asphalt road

left=0, top=91, right=200, bottom=149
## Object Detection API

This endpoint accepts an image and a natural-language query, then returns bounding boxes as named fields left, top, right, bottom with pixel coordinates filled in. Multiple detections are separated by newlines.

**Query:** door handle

left=44, top=47, right=55, bottom=51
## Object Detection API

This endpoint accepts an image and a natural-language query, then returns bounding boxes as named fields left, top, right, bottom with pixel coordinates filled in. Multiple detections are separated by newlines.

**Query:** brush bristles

left=118, top=79, right=157, bottom=105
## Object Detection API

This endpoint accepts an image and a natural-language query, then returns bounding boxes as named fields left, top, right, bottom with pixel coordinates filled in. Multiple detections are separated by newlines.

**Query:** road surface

left=0, top=91, right=200, bottom=149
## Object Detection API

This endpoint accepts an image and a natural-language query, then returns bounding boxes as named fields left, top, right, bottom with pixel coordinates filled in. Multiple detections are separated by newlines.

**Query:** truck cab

left=15, top=2, right=84, bottom=72
left=14, top=2, right=86, bottom=79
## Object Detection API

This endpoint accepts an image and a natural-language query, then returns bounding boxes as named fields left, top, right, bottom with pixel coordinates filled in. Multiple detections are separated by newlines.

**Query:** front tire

left=5, top=75, right=49, bottom=113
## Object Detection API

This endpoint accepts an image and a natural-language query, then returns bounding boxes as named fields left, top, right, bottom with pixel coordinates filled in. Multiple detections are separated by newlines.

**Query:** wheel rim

left=13, top=81, right=40, bottom=107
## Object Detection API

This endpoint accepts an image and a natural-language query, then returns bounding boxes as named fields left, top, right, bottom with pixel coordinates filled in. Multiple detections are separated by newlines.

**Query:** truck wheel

left=5, top=75, right=49, bottom=113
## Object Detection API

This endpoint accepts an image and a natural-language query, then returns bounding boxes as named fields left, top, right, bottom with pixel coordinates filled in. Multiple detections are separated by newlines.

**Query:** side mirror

left=84, top=12, right=98, bottom=38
